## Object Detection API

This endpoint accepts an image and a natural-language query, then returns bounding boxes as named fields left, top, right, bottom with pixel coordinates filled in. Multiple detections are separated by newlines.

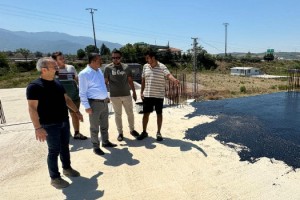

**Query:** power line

left=199, top=38, right=222, bottom=52
left=0, top=4, right=195, bottom=46
left=0, top=4, right=222, bottom=52
left=1, top=3, right=282, bottom=53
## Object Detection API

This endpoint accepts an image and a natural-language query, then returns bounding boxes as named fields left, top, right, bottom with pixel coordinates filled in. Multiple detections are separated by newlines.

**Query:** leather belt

left=88, top=99, right=106, bottom=102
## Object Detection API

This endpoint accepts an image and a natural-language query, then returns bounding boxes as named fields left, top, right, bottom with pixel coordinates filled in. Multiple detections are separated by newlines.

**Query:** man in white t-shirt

left=52, top=52, right=87, bottom=140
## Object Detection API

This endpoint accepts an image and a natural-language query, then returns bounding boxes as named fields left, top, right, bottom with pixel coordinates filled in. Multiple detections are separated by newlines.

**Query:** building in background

left=230, top=67, right=261, bottom=76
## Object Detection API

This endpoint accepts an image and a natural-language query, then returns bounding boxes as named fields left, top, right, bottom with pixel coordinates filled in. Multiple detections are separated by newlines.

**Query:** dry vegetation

left=0, top=68, right=290, bottom=102
left=183, top=72, right=288, bottom=100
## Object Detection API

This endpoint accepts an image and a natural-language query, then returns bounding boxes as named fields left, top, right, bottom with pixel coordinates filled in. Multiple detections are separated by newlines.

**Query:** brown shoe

left=51, top=177, right=69, bottom=189
left=63, top=167, right=80, bottom=177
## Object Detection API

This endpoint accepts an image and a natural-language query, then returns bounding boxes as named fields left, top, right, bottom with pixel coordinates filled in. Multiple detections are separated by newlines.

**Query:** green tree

left=264, top=53, right=274, bottom=61
left=246, top=51, right=252, bottom=58
left=0, top=52, right=9, bottom=75
left=158, top=48, right=173, bottom=65
left=16, top=48, right=31, bottom=61
left=100, top=43, right=111, bottom=56
left=6, top=51, right=14, bottom=56
left=133, top=43, right=148, bottom=64
left=0, top=52, right=9, bottom=68
left=173, top=52, right=181, bottom=62
left=77, top=49, right=86, bottom=60
left=34, top=51, right=43, bottom=58
left=85, top=45, right=99, bottom=54
left=181, top=53, right=192, bottom=63
left=120, top=43, right=137, bottom=63
left=187, top=46, right=217, bottom=70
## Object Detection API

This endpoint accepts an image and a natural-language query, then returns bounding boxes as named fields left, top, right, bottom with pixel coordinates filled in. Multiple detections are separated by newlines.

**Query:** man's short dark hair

left=144, top=48, right=157, bottom=58
left=112, top=49, right=122, bottom=56
left=88, top=53, right=100, bottom=64
left=51, top=51, right=63, bottom=60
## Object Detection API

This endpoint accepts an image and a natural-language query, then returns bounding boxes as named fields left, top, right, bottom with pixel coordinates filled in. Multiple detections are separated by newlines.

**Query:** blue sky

left=0, top=0, right=300, bottom=54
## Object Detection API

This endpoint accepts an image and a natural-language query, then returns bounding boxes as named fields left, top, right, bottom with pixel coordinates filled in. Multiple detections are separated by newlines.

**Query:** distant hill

left=0, top=28, right=122, bottom=54
left=217, top=52, right=300, bottom=60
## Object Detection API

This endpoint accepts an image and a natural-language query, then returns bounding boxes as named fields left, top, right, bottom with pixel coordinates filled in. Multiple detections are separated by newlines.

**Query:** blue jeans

left=43, top=120, right=71, bottom=179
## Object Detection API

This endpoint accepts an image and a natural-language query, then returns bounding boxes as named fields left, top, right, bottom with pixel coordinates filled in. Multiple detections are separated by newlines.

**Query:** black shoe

left=93, top=148, right=105, bottom=155
left=137, top=131, right=148, bottom=140
left=130, top=130, right=140, bottom=137
left=156, top=132, right=163, bottom=141
left=74, top=133, right=88, bottom=140
left=102, top=140, right=117, bottom=148
left=117, top=134, right=124, bottom=142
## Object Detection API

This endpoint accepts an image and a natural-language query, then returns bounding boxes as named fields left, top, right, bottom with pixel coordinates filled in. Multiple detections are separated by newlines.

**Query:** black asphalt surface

left=184, top=92, right=300, bottom=169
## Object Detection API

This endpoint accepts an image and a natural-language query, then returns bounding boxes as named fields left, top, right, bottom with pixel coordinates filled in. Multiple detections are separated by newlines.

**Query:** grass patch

left=0, top=71, right=39, bottom=88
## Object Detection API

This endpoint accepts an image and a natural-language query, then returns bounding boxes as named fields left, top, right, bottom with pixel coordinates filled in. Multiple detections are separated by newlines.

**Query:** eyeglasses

left=112, top=57, right=121, bottom=60
left=43, top=65, right=59, bottom=70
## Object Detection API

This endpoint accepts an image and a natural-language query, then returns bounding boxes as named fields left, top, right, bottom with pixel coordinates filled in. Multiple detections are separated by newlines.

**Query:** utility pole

left=191, top=37, right=198, bottom=97
left=86, top=8, right=98, bottom=52
left=223, top=23, right=229, bottom=56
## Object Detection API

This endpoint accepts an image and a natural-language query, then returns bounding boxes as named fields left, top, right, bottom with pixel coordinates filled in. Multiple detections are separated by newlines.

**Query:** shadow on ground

left=69, top=137, right=93, bottom=152
left=122, top=136, right=207, bottom=157
left=62, top=171, right=104, bottom=200
left=185, top=92, right=300, bottom=169
left=102, top=147, right=140, bottom=166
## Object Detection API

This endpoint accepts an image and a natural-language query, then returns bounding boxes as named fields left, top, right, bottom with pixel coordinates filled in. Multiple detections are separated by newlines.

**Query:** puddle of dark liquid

left=184, top=92, right=300, bottom=169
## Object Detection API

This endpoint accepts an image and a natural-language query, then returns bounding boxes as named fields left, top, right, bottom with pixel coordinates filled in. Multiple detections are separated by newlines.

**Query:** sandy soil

left=0, top=88, right=299, bottom=200
left=183, top=73, right=289, bottom=100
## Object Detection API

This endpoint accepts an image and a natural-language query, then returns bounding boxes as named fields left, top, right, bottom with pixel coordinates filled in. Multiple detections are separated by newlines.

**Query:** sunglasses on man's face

left=112, top=57, right=121, bottom=60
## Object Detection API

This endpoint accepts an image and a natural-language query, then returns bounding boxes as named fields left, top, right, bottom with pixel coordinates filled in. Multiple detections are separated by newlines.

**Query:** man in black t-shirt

left=27, top=57, right=83, bottom=189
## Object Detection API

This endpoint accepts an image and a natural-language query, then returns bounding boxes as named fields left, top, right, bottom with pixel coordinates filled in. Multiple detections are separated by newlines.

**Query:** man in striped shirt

left=137, top=49, right=179, bottom=141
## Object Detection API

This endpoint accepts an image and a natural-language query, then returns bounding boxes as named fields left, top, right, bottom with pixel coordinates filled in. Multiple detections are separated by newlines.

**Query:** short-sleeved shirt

left=57, top=65, right=79, bottom=101
left=26, top=78, right=69, bottom=125
left=142, top=62, right=170, bottom=99
left=58, top=64, right=78, bottom=77
left=104, top=63, right=132, bottom=97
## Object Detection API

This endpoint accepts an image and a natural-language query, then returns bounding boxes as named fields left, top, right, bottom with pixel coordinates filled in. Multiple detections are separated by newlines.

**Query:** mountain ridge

left=0, top=28, right=122, bottom=54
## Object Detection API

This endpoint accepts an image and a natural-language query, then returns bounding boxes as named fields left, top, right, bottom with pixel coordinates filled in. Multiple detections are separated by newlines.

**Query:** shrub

left=278, top=85, right=287, bottom=90
left=0, top=68, right=8, bottom=76
left=15, top=61, right=36, bottom=72
left=0, top=53, right=9, bottom=69
left=240, top=85, right=246, bottom=93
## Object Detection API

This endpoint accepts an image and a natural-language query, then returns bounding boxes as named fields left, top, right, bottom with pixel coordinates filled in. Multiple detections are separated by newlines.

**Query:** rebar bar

left=288, top=69, right=300, bottom=91
left=165, top=74, right=187, bottom=106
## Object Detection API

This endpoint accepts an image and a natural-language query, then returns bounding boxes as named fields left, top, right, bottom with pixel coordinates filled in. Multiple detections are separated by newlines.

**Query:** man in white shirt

left=78, top=53, right=117, bottom=156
